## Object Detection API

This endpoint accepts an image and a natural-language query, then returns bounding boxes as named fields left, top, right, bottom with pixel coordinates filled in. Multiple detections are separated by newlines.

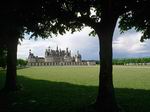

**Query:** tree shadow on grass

left=0, top=75, right=150, bottom=112
left=116, top=88, right=150, bottom=112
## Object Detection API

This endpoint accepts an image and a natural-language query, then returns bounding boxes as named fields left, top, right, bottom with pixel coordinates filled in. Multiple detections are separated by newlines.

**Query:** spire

left=29, top=49, right=31, bottom=54
left=77, top=50, right=79, bottom=55
left=66, top=47, right=68, bottom=53
left=48, top=46, right=51, bottom=52
left=59, top=48, right=61, bottom=52
left=56, top=45, right=58, bottom=51
left=48, top=46, right=50, bottom=50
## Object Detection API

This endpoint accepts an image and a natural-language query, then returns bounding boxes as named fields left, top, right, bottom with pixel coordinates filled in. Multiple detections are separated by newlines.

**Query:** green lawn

left=0, top=66, right=150, bottom=112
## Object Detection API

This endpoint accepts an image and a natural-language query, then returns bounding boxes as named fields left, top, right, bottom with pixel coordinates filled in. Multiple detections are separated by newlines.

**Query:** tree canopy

left=1, top=0, right=150, bottom=112
left=119, top=0, right=150, bottom=42
left=0, top=0, right=70, bottom=92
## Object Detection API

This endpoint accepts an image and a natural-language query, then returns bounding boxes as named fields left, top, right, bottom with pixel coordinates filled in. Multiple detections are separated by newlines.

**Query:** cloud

left=17, top=27, right=99, bottom=60
left=113, top=29, right=150, bottom=58
left=18, top=24, right=150, bottom=60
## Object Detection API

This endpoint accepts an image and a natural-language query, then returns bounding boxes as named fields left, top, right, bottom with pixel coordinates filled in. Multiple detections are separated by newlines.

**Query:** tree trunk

left=95, top=17, right=119, bottom=112
left=4, top=37, right=18, bottom=91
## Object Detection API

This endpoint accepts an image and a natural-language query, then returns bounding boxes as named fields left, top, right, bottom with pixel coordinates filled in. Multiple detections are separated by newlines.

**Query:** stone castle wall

left=27, top=61, right=95, bottom=66
left=27, top=46, right=96, bottom=66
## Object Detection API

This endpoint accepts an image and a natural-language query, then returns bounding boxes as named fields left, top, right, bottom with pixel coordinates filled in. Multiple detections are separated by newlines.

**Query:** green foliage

left=1, top=1, right=149, bottom=42
left=119, top=0, right=150, bottom=42
left=113, top=57, right=150, bottom=65
left=17, top=59, right=28, bottom=67
left=0, top=0, right=71, bottom=41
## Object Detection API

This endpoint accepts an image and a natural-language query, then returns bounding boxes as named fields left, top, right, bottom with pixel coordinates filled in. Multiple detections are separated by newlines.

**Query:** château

left=27, top=46, right=96, bottom=66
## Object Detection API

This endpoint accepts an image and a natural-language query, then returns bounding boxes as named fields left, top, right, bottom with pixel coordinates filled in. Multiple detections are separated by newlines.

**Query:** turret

left=66, top=47, right=68, bottom=53
left=45, top=49, right=48, bottom=57
left=48, top=46, right=51, bottom=52
left=75, top=51, right=82, bottom=62
left=69, top=50, right=71, bottom=56
left=56, top=45, right=58, bottom=51
left=29, top=49, right=31, bottom=55
left=28, top=49, right=36, bottom=63
left=77, top=50, right=79, bottom=55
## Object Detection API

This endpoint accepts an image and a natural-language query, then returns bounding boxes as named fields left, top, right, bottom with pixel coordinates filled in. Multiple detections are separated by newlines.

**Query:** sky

left=17, top=24, right=150, bottom=60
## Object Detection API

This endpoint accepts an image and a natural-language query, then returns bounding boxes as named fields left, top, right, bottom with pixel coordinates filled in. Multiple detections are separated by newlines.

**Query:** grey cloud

left=18, top=25, right=150, bottom=60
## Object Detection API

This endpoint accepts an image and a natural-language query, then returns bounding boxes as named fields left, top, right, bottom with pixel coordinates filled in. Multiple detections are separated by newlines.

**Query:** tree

left=0, top=48, right=7, bottom=69
left=49, top=1, right=121, bottom=111
left=17, top=59, right=28, bottom=67
left=0, top=24, right=22, bottom=91
left=0, top=0, right=65, bottom=91
left=119, top=0, right=150, bottom=42
left=1, top=0, right=149, bottom=111
left=45, top=0, right=149, bottom=111
left=0, top=0, right=82, bottom=91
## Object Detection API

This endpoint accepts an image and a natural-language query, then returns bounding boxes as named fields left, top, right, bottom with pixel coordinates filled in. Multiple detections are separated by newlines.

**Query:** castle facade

left=27, top=46, right=96, bottom=66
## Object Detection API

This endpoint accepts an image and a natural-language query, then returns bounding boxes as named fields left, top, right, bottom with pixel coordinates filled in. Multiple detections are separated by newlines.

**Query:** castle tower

left=48, top=46, right=51, bottom=52
left=56, top=45, right=58, bottom=51
left=75, top=51, right=82, bottom=62
left=28, top=49, right=36, bottom=63
left=29, top=49, right=31, bottom=55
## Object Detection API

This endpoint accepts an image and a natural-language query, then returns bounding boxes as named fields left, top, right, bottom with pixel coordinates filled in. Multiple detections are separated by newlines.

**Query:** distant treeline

left=94, top=57, right=150, bottom=65
left=113, top=58, right=150, bottom=65
left=0, top=58, right=28, bottom=69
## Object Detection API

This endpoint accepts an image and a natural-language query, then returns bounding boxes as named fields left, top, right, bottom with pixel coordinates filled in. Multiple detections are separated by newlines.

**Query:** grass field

left=0, top=66, right=150, bottom=112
